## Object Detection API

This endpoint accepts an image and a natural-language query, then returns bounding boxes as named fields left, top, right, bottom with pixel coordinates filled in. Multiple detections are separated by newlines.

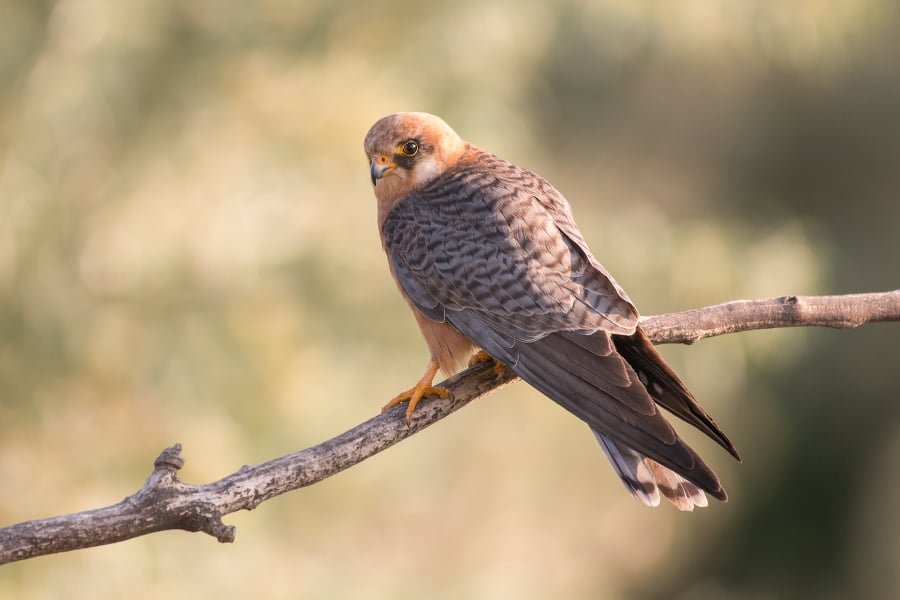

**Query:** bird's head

left=364, top=112, right=467, bottom=200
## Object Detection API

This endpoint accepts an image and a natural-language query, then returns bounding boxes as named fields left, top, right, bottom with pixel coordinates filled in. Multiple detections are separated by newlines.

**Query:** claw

left=382, top=359, right=451, bottom=420
left=467, top=350, right=510, bottom=378
left=467, top=350, right=493, bottom=367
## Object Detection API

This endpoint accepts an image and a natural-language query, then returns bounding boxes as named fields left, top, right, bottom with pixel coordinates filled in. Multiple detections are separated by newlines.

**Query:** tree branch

left=1, top=290, right=898, bottom=565
left=640, top=291, right=900, bottom=344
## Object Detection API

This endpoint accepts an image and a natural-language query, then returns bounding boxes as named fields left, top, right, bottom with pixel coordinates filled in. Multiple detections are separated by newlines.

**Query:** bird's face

left=364, top=113, right=467, bottom=200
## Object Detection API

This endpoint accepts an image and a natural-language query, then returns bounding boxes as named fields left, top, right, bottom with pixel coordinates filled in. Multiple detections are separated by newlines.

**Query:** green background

left=1, top=1, right=898, bottom=598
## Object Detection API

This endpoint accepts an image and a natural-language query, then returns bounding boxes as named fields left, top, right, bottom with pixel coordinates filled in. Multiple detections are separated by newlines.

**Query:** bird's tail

left=612, top=328, right=741, bottom=461
left=593, top=430, right=711, bottom=511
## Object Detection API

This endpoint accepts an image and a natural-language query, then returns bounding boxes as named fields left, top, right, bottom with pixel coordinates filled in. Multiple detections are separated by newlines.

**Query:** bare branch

left=641, top=290, right=900, bottom=344
left=1, top=290, right=898, bottom=565
left=0, top=360, right=519, bottom=565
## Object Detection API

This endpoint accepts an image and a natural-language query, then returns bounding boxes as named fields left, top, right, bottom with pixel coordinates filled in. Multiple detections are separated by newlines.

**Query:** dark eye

left=399, top=140, right=419, bottom=156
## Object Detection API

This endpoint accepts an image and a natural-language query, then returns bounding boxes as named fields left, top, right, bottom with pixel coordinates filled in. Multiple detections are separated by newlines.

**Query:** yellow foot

left=467, top=350, right=510, bottom=378
left=382, top=359, right=451, bottom=420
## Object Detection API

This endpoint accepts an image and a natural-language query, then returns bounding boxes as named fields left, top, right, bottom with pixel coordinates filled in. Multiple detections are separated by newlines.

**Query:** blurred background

left=1, top=1, right=898, bottom=598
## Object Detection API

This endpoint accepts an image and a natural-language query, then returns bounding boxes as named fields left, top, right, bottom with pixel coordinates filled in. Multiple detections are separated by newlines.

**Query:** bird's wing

left=612, top=327, right=741, bottom=461
left=383, top=151, right=639, bottom=341
left=382, top=151, right=730, bottom=498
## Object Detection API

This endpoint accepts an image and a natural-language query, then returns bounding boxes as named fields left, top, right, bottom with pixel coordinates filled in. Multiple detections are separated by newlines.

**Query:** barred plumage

left=365, top=112, right=740, bottom=510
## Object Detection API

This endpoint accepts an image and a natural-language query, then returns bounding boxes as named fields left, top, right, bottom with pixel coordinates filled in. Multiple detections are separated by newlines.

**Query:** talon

left=382, top=359, right=451, bottom=420
left=492, top=361, right=510, bottom=378
left=467, top=350, right=493, bottom=368
left=467, top=350, right=510, bottom=379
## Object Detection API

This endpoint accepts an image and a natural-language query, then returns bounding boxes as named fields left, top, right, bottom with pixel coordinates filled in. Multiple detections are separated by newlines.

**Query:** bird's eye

left=399, top=140, right=419, bottom=156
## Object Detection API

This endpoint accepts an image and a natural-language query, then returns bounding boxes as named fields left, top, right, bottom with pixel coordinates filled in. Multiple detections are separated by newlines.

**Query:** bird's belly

left=409, top=305, right=478, bottom=375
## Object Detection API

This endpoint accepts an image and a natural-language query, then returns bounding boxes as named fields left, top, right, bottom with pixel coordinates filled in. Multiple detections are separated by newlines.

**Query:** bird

left=364, top=112, right=740, bottom=510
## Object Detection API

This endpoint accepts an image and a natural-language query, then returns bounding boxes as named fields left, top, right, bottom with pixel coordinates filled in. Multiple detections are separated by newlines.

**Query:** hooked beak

left=369, top=155, right=395, bottom=185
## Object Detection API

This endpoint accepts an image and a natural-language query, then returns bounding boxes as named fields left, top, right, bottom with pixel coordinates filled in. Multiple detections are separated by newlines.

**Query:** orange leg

left=382, top=359, right=451, bottom=420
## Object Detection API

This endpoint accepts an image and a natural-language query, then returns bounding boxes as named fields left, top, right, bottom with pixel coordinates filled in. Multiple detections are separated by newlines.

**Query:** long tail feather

left=593, top=430, right=713, bottom=511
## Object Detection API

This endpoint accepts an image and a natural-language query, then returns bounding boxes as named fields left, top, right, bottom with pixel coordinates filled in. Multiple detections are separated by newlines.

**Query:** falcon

left=364, top=112, right=740, bottom=510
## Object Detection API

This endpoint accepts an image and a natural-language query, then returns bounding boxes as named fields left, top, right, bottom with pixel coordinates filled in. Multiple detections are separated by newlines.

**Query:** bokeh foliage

left=1, top=1, right=898, bottom=598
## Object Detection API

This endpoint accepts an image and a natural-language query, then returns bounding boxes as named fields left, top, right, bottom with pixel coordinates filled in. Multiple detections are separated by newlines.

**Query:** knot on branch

left=136, top=444, right=186, bottom=497
left=154, top=443, right=185, bottom=472
left=169, top=502, right=237, bottom=544
left=177, top=510, right=236, bottom=543
left=779, top=294, right=806, bottom=325
left=207, top=517, right=236, bottom=544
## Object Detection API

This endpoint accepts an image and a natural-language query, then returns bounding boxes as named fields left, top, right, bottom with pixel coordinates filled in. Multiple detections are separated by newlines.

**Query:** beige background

left=1, top=1, right=898, bottom=598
